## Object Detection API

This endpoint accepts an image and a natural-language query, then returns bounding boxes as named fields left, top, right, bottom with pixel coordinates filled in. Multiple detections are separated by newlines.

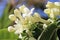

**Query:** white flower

left=19, top=34, right=23, bottom=39
left=19, top=5, right=26, bottom=13
left=46, top=1, right=54, bottom=8
left=44, top=8, right=51, bottom=15
left=9, top=14, right=16, bottom=21
left=23, top=7, right=30, bottom=14
left=15, top=29, right=23, bottom=34
left=14, top=24, right=24, bottom=34
left=28, top=8, right=35, bottom=16
left=22, top=14, right=27, bottom=18
left=48, top=19, right=54, bottom=23
left=14, top=9, right=20, bottom=15
left=8, top=5, right=43, bottom=39
left=44, top=1, right=60, bottom=19
left=43, top=24, right=47, bottom=29
left=19, top=5, right=30, bottom=14
left=8, top=26, right=15, bottom=32
left=50, top=13, right=54, bottom=19
left=54, top=2, right=60, bottom=6
left=52, top=8, right=60, bottom=16
left=15, top=19, right=19, bottom=24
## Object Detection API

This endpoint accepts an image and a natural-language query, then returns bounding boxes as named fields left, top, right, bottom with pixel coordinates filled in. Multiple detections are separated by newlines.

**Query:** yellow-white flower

left=8, top=5, right=39, bottom=36
left=26, top=30, right=33, bottom=37
left=19, top=5, right=26, bottom=13
left=19, top=34, right=23, bottom=39
left=44, top=1, right=60, bottom=19
left=19, top=5, right=30, bottom=14
left=8, top=26, right=15, bottom=32
left=33, top=12, right=41, bottom=23
left=43, top=24, right=47, bottom=29
left=8, top=5, right=50, bottom=39
left=14, top=9, right=20, bottom=17
left=54, top=2, right=60, bottom=6
left=44, top=8, right=51, bottom=15
left=46, top=1, right=55, bottom=8
left=28, top=8, right=35, bottom=15
left=52, top=8, right=60, bottom=16
left=23, top=7, right=30, bottom=14
left=9, top=14, right=16, bottom=21
left=48, top=19, right=54, bottom=23
left=14, top=22, right=25, bottom=34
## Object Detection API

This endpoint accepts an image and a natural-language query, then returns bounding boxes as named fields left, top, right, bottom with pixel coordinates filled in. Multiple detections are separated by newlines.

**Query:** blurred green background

left=0, top=0, right=19, bottom=40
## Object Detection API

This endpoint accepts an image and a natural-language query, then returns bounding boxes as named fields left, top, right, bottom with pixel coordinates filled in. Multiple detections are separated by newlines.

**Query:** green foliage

left=0, top=3, right=15, bottom=40
left=0, top=4, right=14, bottom=29
left=0, top=28, right=18, bottom=40
left=32, top=22, right=43, bottom=39
left=37, top=23, right=58, bottom=40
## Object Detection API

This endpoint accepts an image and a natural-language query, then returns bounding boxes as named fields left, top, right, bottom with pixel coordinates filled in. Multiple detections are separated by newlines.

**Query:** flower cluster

left=8, top=5, right=48, bottom=40
left=44, top=1, right=60, bottom=19
left=8, top=1, right=60, bottom=40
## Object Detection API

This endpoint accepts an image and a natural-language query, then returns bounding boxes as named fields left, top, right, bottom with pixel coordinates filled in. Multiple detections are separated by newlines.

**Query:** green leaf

left=0, top=28, right=18, bottom=39
left=38, top=23, right=57, bottom=40
left=32, top=22, right=43, bottom=39
left=0, top=4, right=14, bottom=29
left=0, top=18, right=2, bottom=29
left=51, top=30, right=58, bottom=40
left=1, top=4, right=10, bottom=28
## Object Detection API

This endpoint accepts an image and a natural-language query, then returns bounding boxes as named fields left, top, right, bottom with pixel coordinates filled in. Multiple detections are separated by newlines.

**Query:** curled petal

left=8, top=26, right=15, bottom=32
left=46, top=1, right=55, bottom=8
left=19, top=5, right=26, bottom=13
left=54, top=2, right=60, bottom=6
left=43, top=24, right=47, bottom=29
left=9, top=14, right=16, bottom=21
left=44, top=9, right=51, bottom=15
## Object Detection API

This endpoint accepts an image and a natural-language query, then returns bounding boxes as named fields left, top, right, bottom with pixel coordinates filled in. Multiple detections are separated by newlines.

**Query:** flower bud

left=8, top=26, right=15, bottom=32
left=14, top=9, right=20, bottom=16
left=19, top=34, right=22, bottom=39
left=46, top=1, right=55, bottom=8
left=19, top=5, right=26, bottom=13
left=52, top=8, right=60, bottom=16
left=34, top=12, right=40, bottom=17
left=9, top=14, right=16, bottom=21
left=44, top=9, right=51, bottom=15
left=43, top=24, right=47, bottom=29
left=54, top=2, right=60, bottom=6
left=23, top=7, right=30, bottom=14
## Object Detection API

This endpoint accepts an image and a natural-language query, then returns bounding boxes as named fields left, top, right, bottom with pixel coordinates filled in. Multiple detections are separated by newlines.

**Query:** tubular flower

left=8, top=26, right=15, bottom=32
left=8, top=5, right=48, bottom=39
left=46, top=1, right=55, bottom=8
left=8, top=5, right=51, bottom=39
left=9, top=14, right=17, bottom=21
left=44, top=1, right=60, bottom=19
